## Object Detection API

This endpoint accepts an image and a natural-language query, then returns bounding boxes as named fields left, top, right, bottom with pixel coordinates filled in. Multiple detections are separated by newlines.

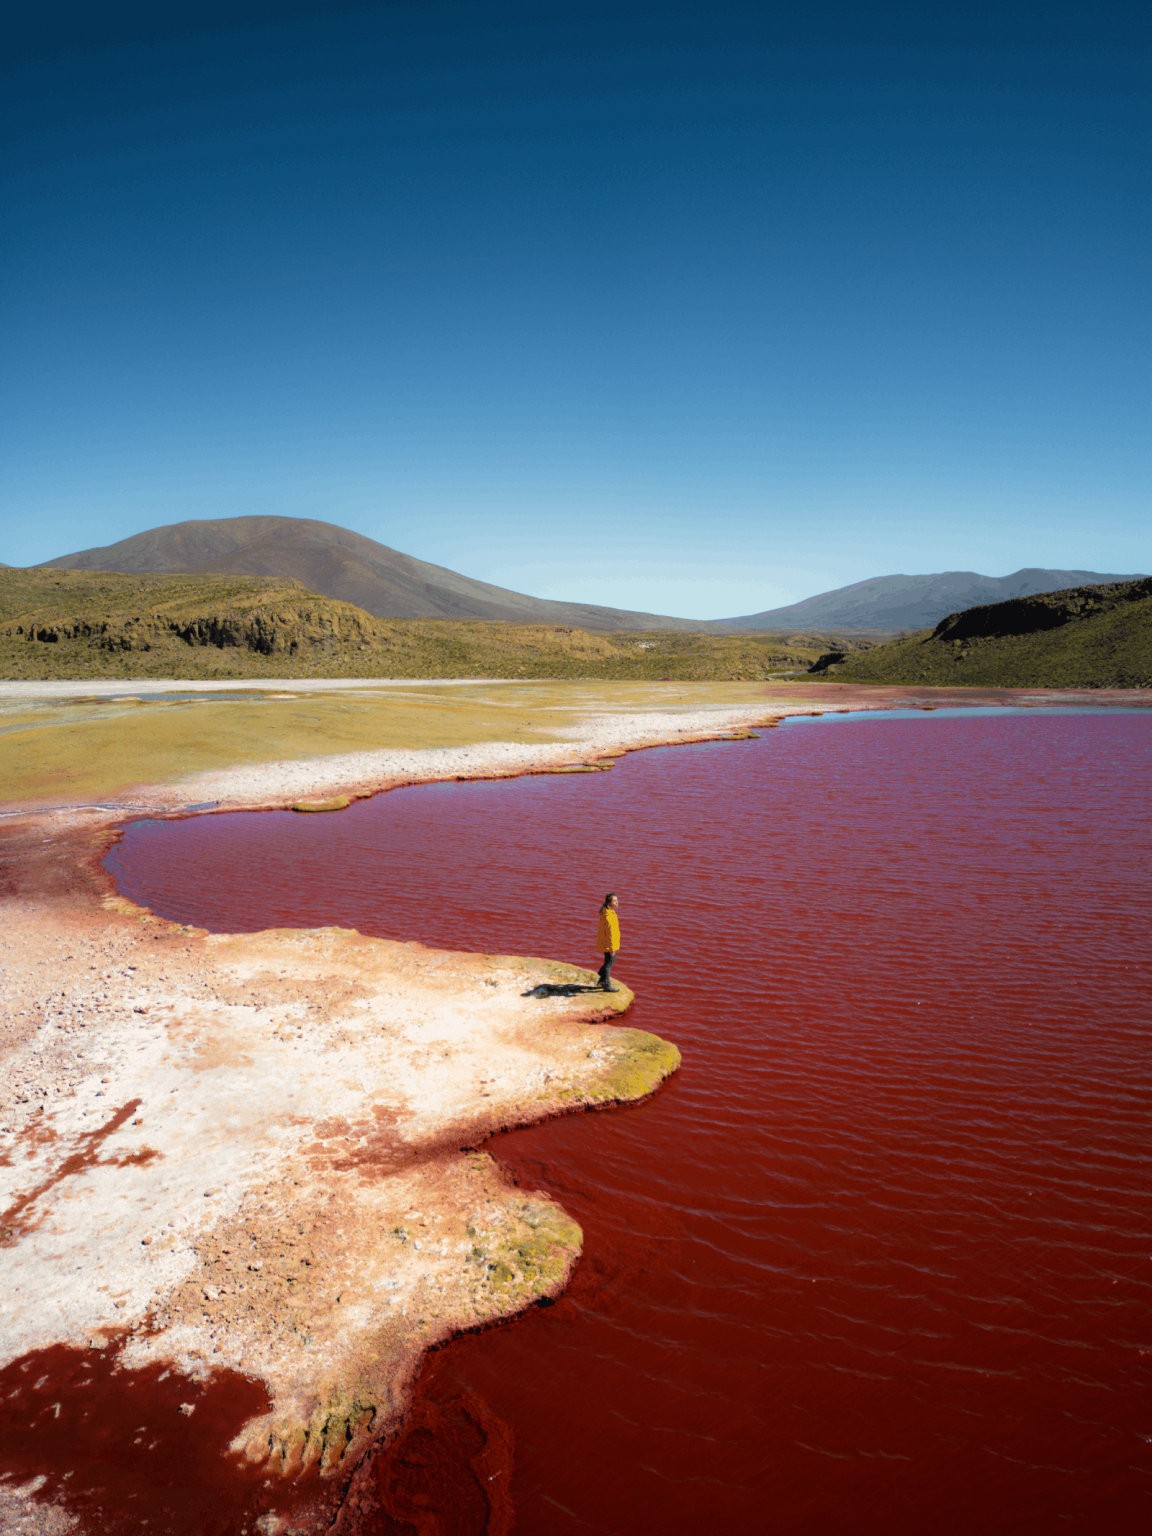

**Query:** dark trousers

left=597, top=951, right=616, bottom=988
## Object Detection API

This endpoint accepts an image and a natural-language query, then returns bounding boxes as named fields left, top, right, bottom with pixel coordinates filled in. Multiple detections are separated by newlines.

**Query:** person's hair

left=601, top=892, right=616, bottom=910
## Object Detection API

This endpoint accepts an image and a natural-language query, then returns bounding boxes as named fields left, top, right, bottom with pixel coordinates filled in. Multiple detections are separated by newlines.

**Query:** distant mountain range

left=30, top=517, right=1144, bottom=633
left=721, top=569, right=1146, bottom=632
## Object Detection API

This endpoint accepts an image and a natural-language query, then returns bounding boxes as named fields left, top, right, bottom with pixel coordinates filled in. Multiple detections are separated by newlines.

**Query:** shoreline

left=4, top=676, right=1145, bottom=822
left=2, top=679, right=1149, bottom=1533
left=0, top=804, right=675, bottom=1533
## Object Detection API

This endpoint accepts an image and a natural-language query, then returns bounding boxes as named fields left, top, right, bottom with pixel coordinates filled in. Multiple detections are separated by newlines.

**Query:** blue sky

left=3, top=1, right=1148, bottom=618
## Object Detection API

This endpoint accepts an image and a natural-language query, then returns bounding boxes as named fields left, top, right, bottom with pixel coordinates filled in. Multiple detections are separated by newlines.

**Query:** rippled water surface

left=108, top=709, right=1152, bottom=1534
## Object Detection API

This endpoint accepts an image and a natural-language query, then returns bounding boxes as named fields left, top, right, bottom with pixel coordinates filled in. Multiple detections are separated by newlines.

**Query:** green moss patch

left=594, top=1027, right=682, bottom=1102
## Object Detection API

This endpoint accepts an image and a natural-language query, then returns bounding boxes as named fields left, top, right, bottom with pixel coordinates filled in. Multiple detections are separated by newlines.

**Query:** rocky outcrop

left=5, top=601, right=381, bottom=656
left=808, top=650, right=849, bottom=674
left=931, top=576, right=1152, bottom=643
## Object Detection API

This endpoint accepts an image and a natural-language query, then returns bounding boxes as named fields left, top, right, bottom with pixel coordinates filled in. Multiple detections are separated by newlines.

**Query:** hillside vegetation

left=807, top=577, right=1152, bottom=689
left=0, top=569, right=869, bottom=682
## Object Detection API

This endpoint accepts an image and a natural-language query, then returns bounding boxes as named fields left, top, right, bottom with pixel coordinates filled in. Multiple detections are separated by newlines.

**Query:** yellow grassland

left=0, top=679, right=779, bottom=806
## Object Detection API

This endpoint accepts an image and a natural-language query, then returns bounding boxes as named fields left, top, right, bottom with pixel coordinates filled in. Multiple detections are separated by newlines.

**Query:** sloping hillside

left=0, top=568, right=867, bottom=683
left=723, top=568, right=1144, bottom=632
left=35, top=518, right=1143, bottom=638
left=0, top=568, right=309, bottom=626
left=807, top=578, right=1152, bottom=688
left=39, top=516, right=714, bottom=632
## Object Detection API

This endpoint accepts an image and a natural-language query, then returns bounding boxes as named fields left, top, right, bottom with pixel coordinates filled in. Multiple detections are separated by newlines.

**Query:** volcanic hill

left=34, top=517, right=1141, bottom=639
left=40, top=516, right=714, bottom=633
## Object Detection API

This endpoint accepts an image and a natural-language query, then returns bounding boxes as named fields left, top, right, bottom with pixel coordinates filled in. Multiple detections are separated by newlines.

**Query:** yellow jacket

left=597, top=906, right=620, bottom=952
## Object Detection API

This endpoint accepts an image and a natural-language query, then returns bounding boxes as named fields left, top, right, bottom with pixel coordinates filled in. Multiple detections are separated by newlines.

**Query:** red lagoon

left=96, top=708, right=1152, bottom=1533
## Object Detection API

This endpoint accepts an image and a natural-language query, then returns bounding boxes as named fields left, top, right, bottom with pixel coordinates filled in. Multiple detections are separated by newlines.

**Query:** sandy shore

left=3, top=678, right=1146, bottom=1532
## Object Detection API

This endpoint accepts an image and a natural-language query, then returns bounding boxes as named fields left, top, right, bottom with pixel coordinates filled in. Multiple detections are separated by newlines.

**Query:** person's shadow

left=521, top=982, right=602, bottom=998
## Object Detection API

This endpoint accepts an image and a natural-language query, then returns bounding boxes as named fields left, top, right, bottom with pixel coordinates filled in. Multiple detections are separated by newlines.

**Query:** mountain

left=808, top=577, right=1152, bottom=689
left=39, top=516, right=713, bottom=633
left=32, top=521, right=1146, bottom=635
left=722, top=569, right=1146, bottom=632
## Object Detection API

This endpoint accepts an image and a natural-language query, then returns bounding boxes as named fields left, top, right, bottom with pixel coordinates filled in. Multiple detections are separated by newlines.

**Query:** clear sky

left=3, top=1, right=1148, bottom=618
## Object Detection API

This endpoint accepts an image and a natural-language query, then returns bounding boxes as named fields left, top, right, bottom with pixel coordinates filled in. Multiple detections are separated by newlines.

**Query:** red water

left=99, top=707, right=1152, bottom=1533
left=0, top=1337, right=271, bottom=1535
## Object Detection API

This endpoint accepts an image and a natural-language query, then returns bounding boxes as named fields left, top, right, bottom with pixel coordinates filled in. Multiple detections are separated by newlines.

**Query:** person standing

left=596, top=892, right=621, bottom=991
